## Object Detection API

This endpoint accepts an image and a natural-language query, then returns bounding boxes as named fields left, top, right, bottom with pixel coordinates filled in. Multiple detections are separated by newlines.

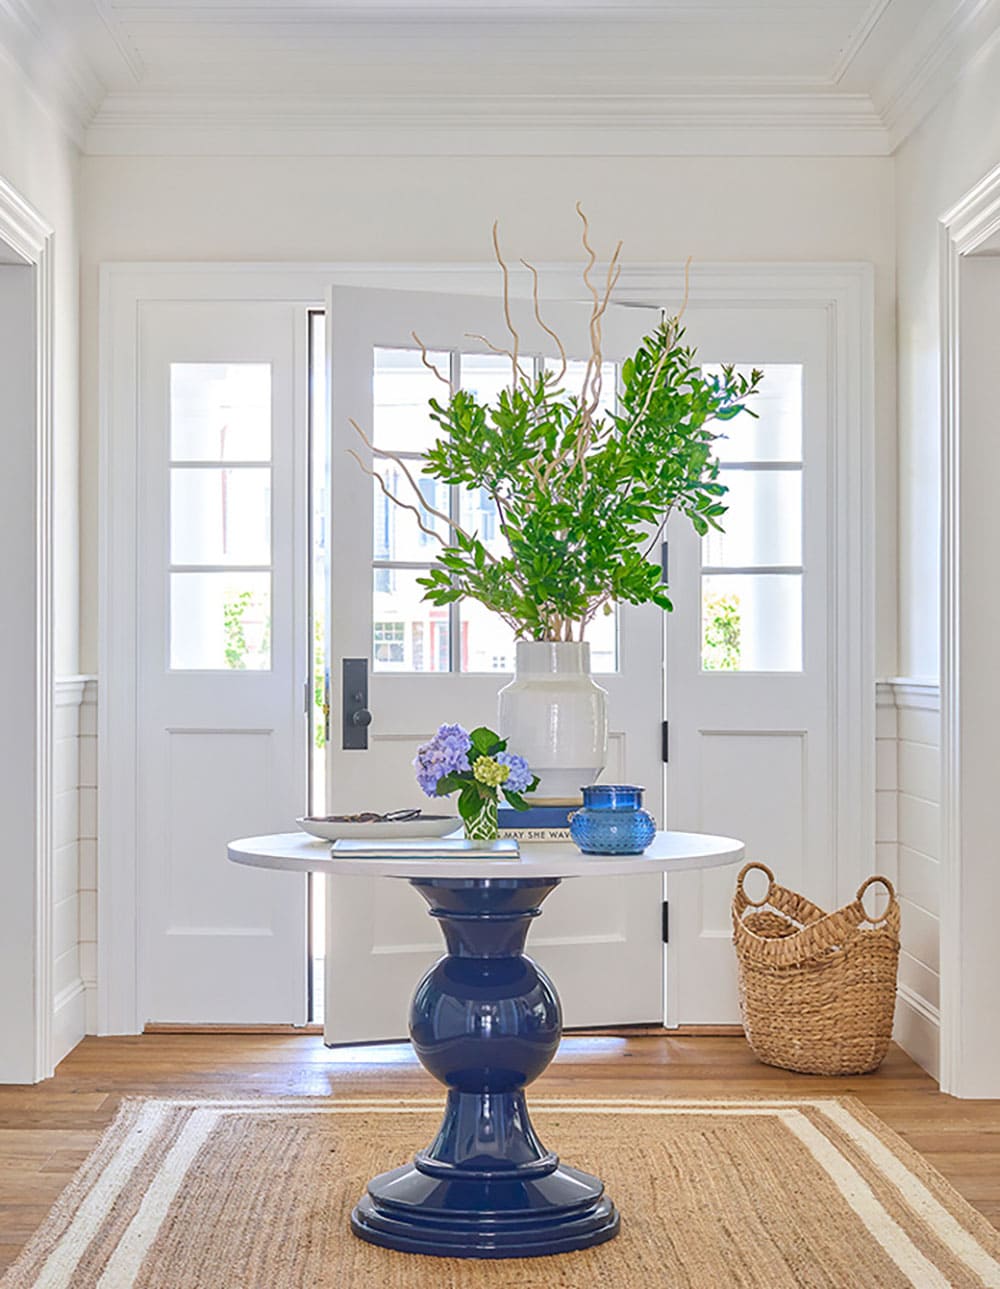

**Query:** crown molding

left=4, top=0, right=991, bottom=158
left=88, top=0, right=145, bottom=86
left=829, top=0, right=896, bottom=84
left=875, top=0, right=1000, bottom=148
left=0, top=1, right=105, bottom=146
left=85, top=89, right=889, bottom=157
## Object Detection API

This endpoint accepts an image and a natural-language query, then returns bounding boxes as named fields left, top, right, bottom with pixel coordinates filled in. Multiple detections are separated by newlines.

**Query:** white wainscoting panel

left=52, top=678, right=90, bottom=1064
left=877, top=679, right=941, bottom=1079
left=79, top=679, right=98, bottom=1033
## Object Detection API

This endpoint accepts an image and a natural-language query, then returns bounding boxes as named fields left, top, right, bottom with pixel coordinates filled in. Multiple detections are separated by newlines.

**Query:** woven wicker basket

left=732, top=863, right=901, bottom=1076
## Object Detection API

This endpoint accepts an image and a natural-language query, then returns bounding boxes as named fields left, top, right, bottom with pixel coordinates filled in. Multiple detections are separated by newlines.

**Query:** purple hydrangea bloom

left=413, top=723, right=472, bottom=797
left=496, top=751, right=532, bottom=794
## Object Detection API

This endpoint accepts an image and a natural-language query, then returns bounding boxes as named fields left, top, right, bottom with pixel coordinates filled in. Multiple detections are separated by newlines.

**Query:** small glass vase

left=462, top=794, right=499, bottom=842
left=569, top=784, right=656, bottom=855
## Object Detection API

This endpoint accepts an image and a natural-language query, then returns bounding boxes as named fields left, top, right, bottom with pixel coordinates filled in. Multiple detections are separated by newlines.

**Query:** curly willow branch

left=346, top=449, right=444, bottom=545
left=349, top=418, right=461, bottom=536
left=492, top=220, right=522, bottom=388
left=520, top=257, right=567, bottom=384
left=676, top=255, right=693, bottom=324
left=410, top=332, right=451, bottom=388
left=464, top=333, right=533, bottom=384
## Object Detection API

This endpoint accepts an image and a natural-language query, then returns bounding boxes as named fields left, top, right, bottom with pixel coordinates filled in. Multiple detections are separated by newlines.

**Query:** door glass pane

left=170, top=571, right=271, bottom=670
left=170, top=363, right=271, bottom=462
left=701, top=573, right=801, bottom=672
left=587, top=607, right=618, bottom=674
left=460, top=351, right=522, bottom=402
left=458, top=486, right=508, bottom=558
left=171, top=467, right=272, bottom=566
left=373, top=348, right=450, bottom=454
left=372, top=467, right=450, bottom=562
left=459, top=599, right=516, bottom=673
left=372, top=568, right=450, bottom=673
left=707, top=363, right=802, bottom=463
left=703, top=469, right=802, bottom=568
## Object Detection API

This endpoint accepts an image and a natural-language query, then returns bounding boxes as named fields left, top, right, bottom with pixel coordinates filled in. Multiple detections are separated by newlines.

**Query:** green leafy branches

left=415, top=320, right=762, bottom=641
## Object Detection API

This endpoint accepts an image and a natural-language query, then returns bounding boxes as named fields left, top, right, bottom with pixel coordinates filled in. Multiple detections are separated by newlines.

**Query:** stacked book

left=498, top=801, right=580, bottom=843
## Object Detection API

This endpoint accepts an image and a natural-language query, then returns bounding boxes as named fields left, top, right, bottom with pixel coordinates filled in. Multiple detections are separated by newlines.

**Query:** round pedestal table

left=228, top=830, right=744, bottom=1260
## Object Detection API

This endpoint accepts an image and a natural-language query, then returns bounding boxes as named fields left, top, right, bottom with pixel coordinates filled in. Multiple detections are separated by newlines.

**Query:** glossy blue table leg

left=350, top=877, right=620, bottom=1259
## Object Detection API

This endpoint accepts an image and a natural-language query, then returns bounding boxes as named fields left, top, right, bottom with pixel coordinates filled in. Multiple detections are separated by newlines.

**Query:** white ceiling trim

left=85, top=90, right=889, bottom=158
left=829, top=0, right=896, bottom=83
left=0, top=0, right=994, bottom=157
left=89, top=0, right=145, bottom=85
left=874, top=0, right=1000, bottom=148
left=0, top=0, right=104, bottom=147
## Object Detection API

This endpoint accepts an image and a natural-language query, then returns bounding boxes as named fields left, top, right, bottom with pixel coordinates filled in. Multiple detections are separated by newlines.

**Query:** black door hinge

left=660, top=540, right=669, bottom=584
left=661, top=720, right=669, bottom=763
left=661, top=900, right=670, bottom=944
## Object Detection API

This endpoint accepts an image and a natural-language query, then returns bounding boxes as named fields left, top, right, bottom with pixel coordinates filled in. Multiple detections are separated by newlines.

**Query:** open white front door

left=323, top=286, right=664, bottom=1043
left=664, top=304, right=833, bottom=1025
left=137, top=301, right=308, bottom=1024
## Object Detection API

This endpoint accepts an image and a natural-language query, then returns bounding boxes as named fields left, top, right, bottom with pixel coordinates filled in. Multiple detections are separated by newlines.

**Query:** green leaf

left=469, top=726, right=499, bottom=755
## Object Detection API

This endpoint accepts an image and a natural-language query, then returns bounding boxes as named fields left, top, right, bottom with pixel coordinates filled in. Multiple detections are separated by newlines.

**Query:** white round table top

left=227, top=829, right=745, bottom=880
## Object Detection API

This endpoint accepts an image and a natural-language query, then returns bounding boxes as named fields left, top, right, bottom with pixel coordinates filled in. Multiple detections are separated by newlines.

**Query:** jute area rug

left=4, top=1096, right=999, bottom=1289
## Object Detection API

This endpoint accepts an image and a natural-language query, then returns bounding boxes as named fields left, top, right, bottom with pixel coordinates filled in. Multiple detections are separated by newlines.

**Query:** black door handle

left=342, top=659, right=371, bottom=750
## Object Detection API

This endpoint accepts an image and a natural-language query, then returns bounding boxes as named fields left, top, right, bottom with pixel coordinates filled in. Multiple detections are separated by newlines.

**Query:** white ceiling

left=100, top=1, right=900, bottom=91
left=3, top=0, right=996, bottom=155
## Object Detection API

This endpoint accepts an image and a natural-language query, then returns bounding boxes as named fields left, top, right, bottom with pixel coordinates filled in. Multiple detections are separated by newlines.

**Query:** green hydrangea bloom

left=472, top=756, right=510, bottom=788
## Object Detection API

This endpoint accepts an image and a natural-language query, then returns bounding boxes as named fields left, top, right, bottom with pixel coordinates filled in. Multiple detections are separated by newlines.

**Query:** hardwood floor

left=1, top=1034, right=998, bottom=1273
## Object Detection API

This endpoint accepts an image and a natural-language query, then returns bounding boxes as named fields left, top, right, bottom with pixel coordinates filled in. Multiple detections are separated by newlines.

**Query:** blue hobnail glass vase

left=569, top=785, right=656, bottom=855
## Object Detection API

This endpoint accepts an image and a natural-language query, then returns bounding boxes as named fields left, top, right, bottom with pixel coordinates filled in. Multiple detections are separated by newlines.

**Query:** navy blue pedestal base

left=350, top=877, right=620, bottom=1260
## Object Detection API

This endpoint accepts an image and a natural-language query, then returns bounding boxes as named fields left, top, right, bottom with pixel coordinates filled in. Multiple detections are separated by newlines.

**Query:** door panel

left=665, top=305, right=832, bottom=1025
left=137, top=302, right=308, bottom=1024
left=323, top=287, right=665, bottom=1042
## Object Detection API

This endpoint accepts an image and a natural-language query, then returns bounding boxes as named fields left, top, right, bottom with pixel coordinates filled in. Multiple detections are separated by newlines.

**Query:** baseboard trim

left=52, top=980, right=87, bottom=1067
left=895, top=984, right=940, bottom=1082
left=142, top=1022, right=746, bottom=1039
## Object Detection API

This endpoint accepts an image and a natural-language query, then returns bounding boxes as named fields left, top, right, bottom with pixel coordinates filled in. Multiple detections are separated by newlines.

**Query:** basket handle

left=736, top=862, right=775, bottom=908
left=856, top=875, right=896, bottom=924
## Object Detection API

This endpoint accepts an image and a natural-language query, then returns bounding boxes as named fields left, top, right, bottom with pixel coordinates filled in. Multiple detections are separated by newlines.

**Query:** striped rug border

left=3, top=1095, right=998, bottom=1289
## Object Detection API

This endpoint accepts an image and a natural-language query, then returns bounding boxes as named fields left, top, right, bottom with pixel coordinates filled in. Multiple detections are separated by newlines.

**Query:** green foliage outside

left=416, top=321, right=762, bottom=641
left=702, top=593, right=742, bottom=671
left=223, top=590, right=253, bottom=670
left=313, top=611, right=326, bottom=750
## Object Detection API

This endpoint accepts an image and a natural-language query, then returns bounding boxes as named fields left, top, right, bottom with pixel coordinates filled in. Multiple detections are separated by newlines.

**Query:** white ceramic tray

left=296, top=815, right=459, bottom=842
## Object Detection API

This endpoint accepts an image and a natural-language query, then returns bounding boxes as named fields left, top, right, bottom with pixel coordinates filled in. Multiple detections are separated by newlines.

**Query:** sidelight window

left=700, top=364, right=804, bottom=673
left=168, top=363, right=273, bottom=670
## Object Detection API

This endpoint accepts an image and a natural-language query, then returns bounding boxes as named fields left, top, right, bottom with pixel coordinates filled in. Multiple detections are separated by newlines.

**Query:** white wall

left=895, top=38, right=1000, bottom=679
left=0, top=60, right=80, bottom=676
left=78, top=153, right=898, bottom=679
left=0, top=56, right=83, bottom=1071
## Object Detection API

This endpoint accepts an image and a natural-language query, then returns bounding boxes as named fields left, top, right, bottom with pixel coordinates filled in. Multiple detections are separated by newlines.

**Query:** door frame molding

left=0, top=176, right=56, bottom=1079
left=938, top=161, right=1000, bottom=1097
left=99, top=261, right=874, bottom=1033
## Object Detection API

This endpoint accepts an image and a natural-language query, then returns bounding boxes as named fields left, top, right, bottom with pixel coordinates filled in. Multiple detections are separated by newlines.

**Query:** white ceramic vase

left=497, top=641, right=608, bottom=801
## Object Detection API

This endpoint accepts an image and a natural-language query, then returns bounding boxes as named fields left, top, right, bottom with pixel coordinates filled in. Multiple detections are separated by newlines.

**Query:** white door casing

left=664, top=304, right=834, bottom=1025
left=940, top=161, right=1000, bottom=1097
left=135, top=301, right=309, bottom=1024
left=0, top=178, right=55, bottom=1083
left=323, top=286, right=665, bottom=1043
